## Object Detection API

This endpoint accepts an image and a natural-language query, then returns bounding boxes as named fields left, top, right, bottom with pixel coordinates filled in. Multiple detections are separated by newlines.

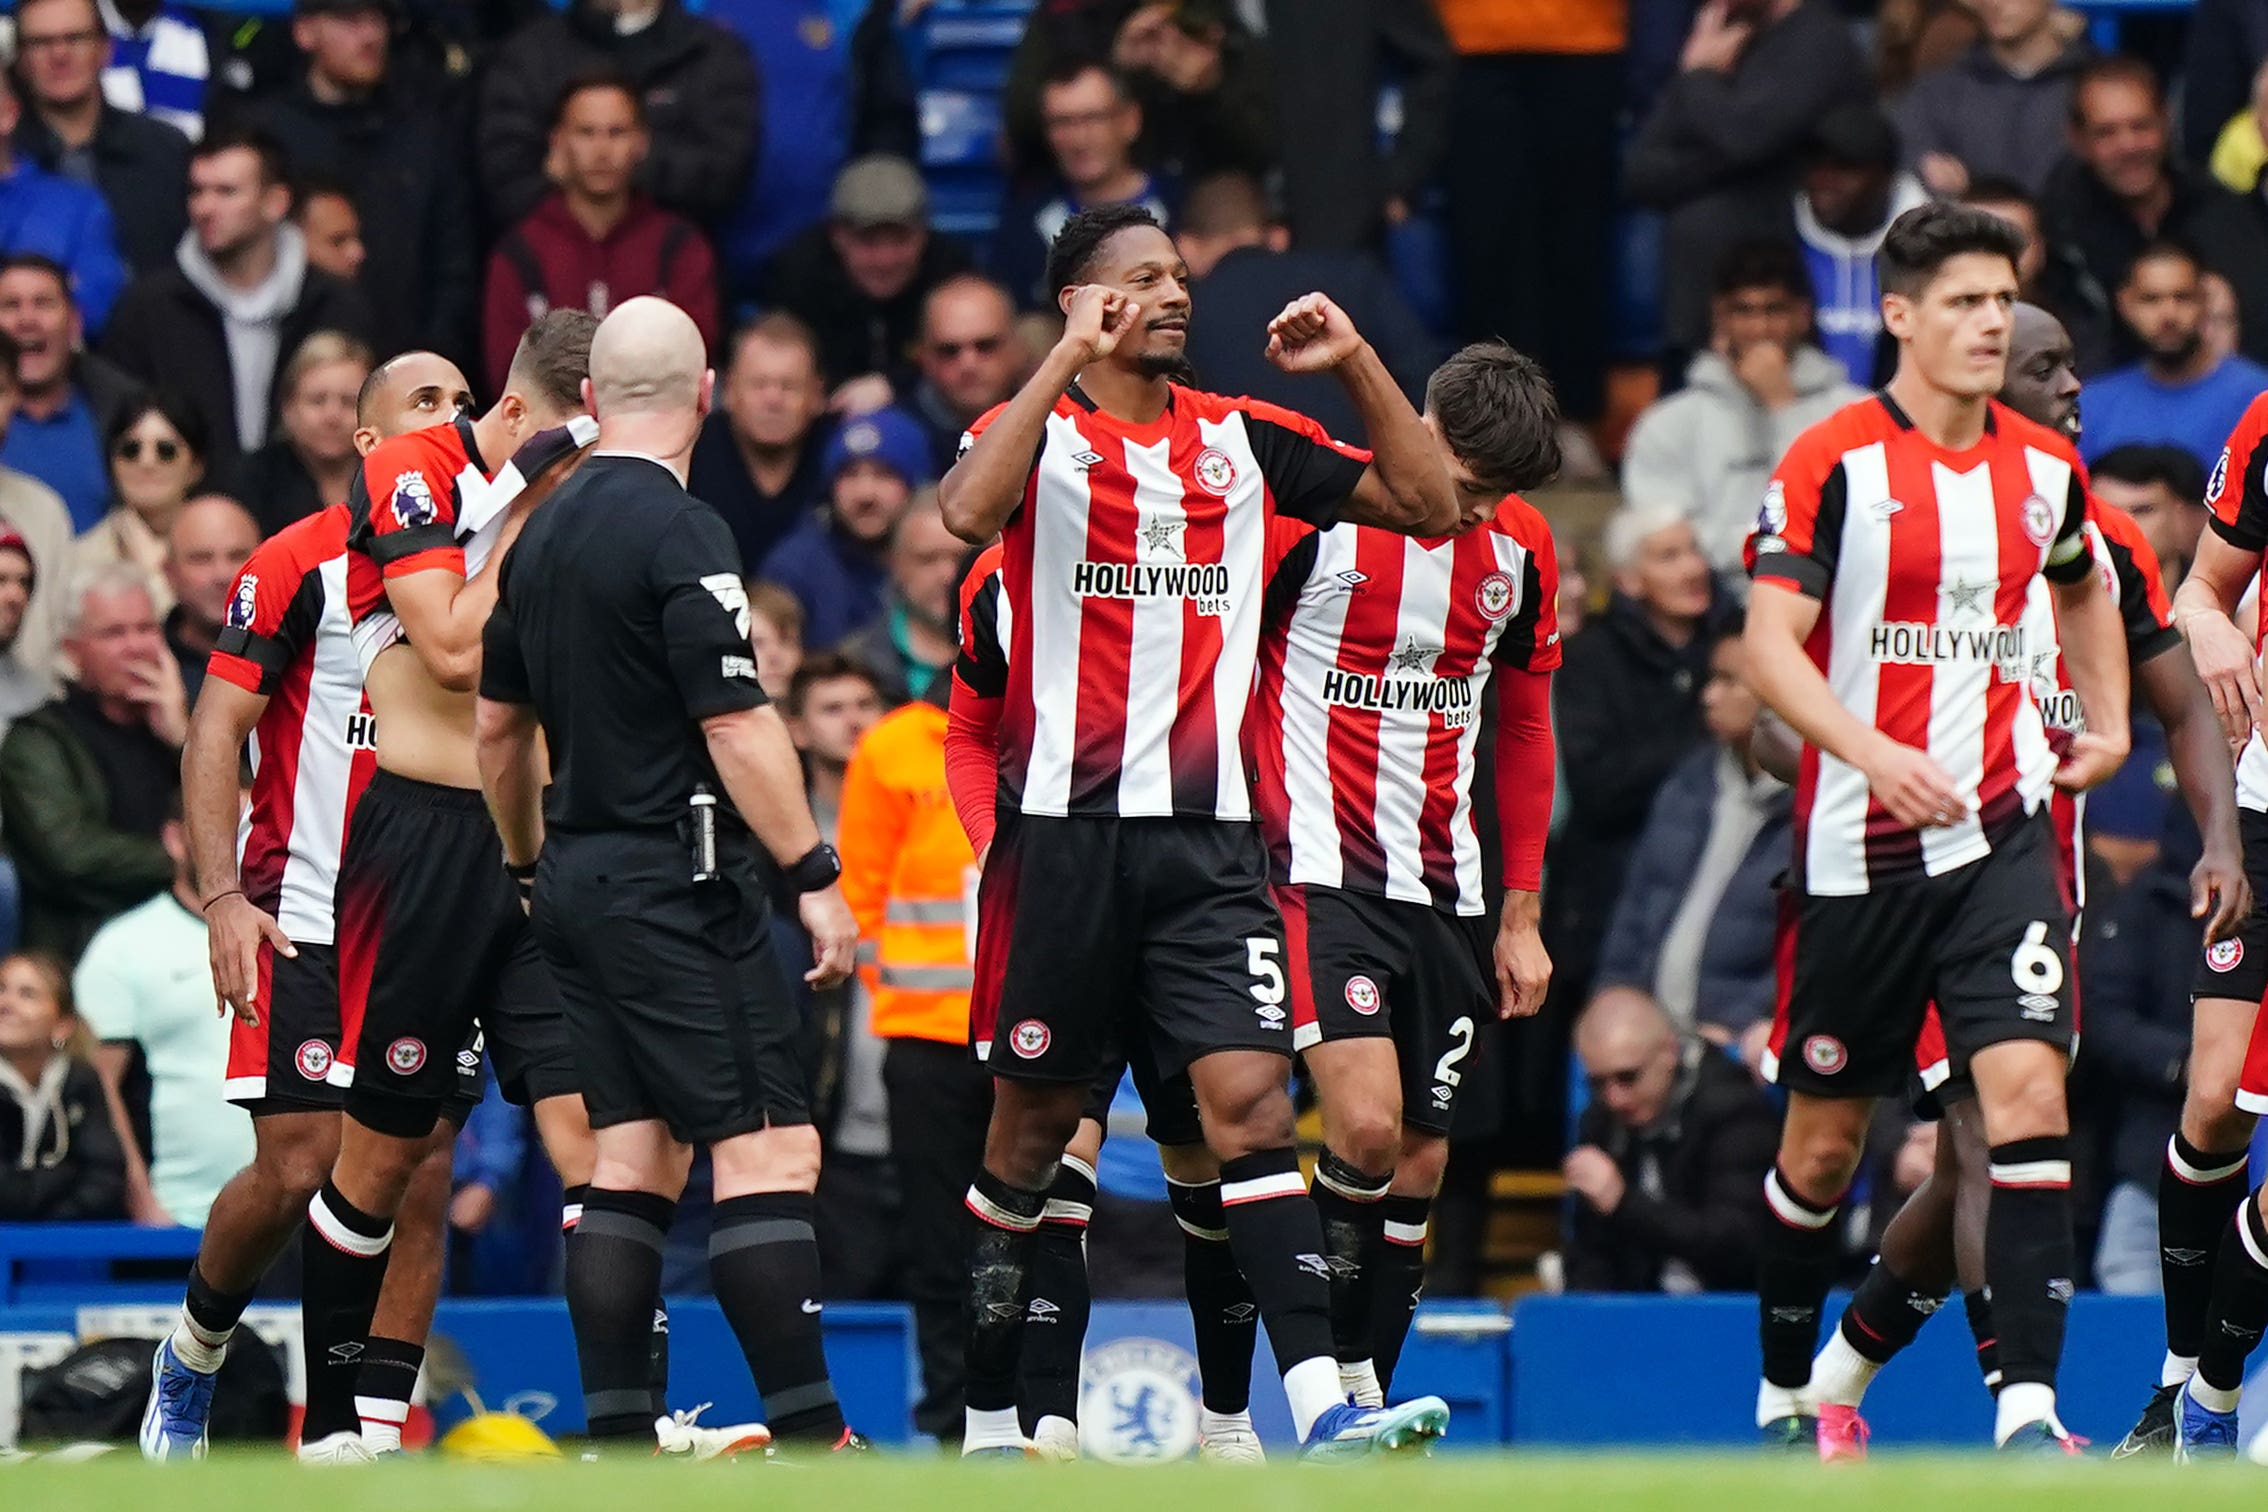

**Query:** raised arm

left=1262, top=293, right=1455, bottom=534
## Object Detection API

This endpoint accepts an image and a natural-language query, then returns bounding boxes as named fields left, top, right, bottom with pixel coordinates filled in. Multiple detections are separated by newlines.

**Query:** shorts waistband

left=366, top=768, right=492, bottom=815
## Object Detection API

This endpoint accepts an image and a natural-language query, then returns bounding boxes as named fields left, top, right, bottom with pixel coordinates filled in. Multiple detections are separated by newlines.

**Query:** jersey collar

left=454, top=411, right=490, bottom=475
left=1875, top=390, right=1998, bottom=436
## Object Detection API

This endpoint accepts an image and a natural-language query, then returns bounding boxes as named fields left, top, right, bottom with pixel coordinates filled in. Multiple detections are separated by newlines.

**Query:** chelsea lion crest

left=1078, top=1338, right=1202, bottom=1462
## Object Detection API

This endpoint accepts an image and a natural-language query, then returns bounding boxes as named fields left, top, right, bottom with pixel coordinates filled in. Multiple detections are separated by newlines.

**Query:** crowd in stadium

left=0, top=0, right=2256, bottom=1397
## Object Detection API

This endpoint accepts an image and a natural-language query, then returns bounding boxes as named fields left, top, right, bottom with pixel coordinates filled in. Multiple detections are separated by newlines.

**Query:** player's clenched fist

left=1061, top=283, right=1140, bottom=364
left=1265, top=293, right=1365, bottom=373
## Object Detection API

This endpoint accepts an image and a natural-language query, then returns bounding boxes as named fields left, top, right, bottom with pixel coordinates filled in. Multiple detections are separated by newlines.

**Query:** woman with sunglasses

left=76, top=393, right=209, bottom=614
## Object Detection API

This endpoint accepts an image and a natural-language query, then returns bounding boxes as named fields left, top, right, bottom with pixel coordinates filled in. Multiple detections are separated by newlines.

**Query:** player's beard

left=1135, top=350, right=1197, bottom=385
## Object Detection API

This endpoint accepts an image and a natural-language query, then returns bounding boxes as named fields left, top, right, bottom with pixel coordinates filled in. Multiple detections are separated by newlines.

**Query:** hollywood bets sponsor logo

left=1010, top=1019, right=1052, bottom=1059
left=1869, top=621, right=2027, bottom=671
left=1803, top=1035, right=1847, bottom=1075
left=1320, top=639, right=1479, bottom=730
left=1071, top=560, right=1234, bottom=614
left=2209, top=938, right=2245, bottom=973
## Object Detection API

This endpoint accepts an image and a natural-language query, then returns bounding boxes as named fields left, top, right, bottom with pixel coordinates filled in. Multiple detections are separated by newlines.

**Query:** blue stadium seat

left=909, top=0, right=1031, bottom=240
left=0, top=1223, right=199, bottom=1307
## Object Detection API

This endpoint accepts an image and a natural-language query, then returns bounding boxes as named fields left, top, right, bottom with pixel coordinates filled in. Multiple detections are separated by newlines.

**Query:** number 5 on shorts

left=1246, top=937, right=1285, bottom=1006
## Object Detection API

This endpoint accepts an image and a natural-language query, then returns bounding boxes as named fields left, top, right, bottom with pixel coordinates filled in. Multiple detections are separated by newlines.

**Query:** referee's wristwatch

left=784, top=842, right=842, bottom=894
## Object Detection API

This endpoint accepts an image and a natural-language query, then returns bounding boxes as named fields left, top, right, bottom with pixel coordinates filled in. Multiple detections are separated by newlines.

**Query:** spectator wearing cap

left=1893, top=0, right=2092, bottom=197
left=756, top=155, right=973, bottom=409
left=1789, top=103, right=1926, bottom=388
left=687, top=311, right=833, bottom=572
left=94, top=0, right=211, bottom=141
left=0, top=530, right=52, bottom=733
left=233, top=0, right=477, bottom=365
left=477, top=0, right=758, bottom=231
left=2083, top=243, right=2268, bottom=471
left=480, top=71, right=718, bottom=393
left=0, top=325, right=81, bottom=683
left=757, top=404, right=930, bottom=650
left=991, top=62, right=1177, bottom=313
left=906, top=275, right=1021, bottom=476
left=1625, top=0, right=1866, bottom=364
left=839, top=489, right=962, bottom=706
left=12, top=0, right=190, bottom=278
left=0, top=69, right=128, bottom=339
left=0, top=255, right=136, bottom=533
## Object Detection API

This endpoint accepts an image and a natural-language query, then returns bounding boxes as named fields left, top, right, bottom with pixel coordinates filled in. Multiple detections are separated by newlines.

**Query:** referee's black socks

left=563, top=1184, right=671, bottom=1417
left=300, top=1180, right=394, bottom=1443
left=567, top=1188, right=675, bottom=1439
left=710, top=1191, right=846, bottom=1442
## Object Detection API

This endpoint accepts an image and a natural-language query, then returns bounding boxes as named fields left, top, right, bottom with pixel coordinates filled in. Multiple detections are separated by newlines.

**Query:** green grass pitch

left=1, top=1454, right=2260, bottom=1510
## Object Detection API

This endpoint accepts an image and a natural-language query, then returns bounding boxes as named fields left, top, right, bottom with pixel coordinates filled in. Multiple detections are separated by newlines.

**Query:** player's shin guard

left=1310, top=1152, right=1390, bottom=1384
left=300, top=1180, right=395, bottom=1442
left=709, top=1192, right=845, bottom=1442
left=964, top=1170, right=1047, bottom=1447
left=354, top=1337, right=424, bottom=1453
left=2159, top=1134, right=2248, bottom=1373
left=1018, top=1156, right=1095, bottom=1433
left=1758, top=1166, right=1843, bottom=1407
left=1984, top=1138, right=2074, bottom=1442
left=567, top=1188, right=674, bottom=1438
left=2194, top=1195, right=2268, bottom=1409
left=1370, top=1193, right=1431, bottom=1394
left=1168, top=1175, right=1257, bottom=1415
left=1218, top=1149, right=1342, bottom=1440
left=1814, top=1262, right=1947, bottom=1407
left=1962, top=1289, right=2002, bottom=1393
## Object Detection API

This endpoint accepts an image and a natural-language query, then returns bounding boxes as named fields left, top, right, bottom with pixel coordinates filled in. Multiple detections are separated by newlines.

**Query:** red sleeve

left=954, top=400, right=1013, bottom=464
left=946, top=676, right=1001, bottom=855
left=1238, top=396, right=1374, bottom=528
left=1492, top=664, right=1553, bottom=893
left=481, top=246, right=527, bottom=399
left=205, top=521, right=325, bottom=695
left=2208, top=393, right=2268, bottom=553
left=1491, top=499, right=1562, bottom=673
left=356, top=427, right=467, bottom=581
left=1747, top=423, right=1844, bottom=599
left=2091, top=500, right=2182, bottom=662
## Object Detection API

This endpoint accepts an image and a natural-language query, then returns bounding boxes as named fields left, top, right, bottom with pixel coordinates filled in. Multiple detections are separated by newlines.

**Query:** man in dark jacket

left=2039, top=56, right=2268, bottom=370
left=1893, top=0, right=2091, bottom=196
left=687, top=311, right=832, bottom=572
left=478, top=0, right=758, bottom=232
left=99, top=128, right=371, bottom=473
left=12, top=0, right=190, bottom=277
left=1563, top=987, right=1779, bottom=1292
left=1624, top=0, right=1868, bottom=361
left=0, top=562, right=180, bottom=961
left=1175, top=170, right=1438, bottom=443
left=228, top=0, right=477, bottom=367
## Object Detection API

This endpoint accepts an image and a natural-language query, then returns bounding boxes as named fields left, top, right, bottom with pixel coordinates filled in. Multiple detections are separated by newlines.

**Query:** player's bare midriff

left=366, top=638, right=550, bottom=792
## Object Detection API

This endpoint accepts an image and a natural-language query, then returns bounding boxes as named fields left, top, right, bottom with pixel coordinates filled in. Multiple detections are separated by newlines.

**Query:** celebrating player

left=1743, top=203, right=2129, bottom=1454
left=143, top=353, right=478, bottom=1461
left=1251, top=342, right=1562, bottom=1405
left=1783, top=303, right=2244, bottom=1459
left=939, top=202, right=1459, bottom=1460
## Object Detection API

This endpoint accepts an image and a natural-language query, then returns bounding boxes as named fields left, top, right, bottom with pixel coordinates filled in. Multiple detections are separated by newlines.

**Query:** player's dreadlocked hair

left=1044, top=202, right=1166, bottom=301
left=1424, top=343, right=1563, bottom=495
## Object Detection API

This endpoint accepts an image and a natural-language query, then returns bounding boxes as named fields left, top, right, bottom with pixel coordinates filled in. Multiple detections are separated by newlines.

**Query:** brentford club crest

left=1803, top=1035, right=1847, bottom=1075
left=295, top=1039, right=333, bottom=1081
left=1344, top=975, right=1381, bottom=1015
left=1010, top=1019, right=1051, bottom=1059
left=386, top=1037, right=427, bottom=1074
left=1193, top=447, right=1237, bottom=496
left=2021, top=494, right=2056, bottom=547
left=2208, top=938, right=2244, bottom=973
left=1475, top=572, right=1515, bottom=621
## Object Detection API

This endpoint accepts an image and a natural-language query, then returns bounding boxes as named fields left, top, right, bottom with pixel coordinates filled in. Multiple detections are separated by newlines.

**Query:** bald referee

left=474, top=297, right=865, bottom=1456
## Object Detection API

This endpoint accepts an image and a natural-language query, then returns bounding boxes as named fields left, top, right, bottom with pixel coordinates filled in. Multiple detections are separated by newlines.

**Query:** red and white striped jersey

left=344, top=414, right=493, bottom=675
left=959, top=382, right=1369, bottom=820
left=1250, top=503, right=1561, bottom=914
left=1747, top=394, right=2095, bottom=896
left=2203, top=393, right=2268, bottom=812
left=206, top=505, right=376, bottom=946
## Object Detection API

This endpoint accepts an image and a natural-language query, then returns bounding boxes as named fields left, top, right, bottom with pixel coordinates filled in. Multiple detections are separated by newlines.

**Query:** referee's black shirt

left=481, top=452, right=766, bottom=835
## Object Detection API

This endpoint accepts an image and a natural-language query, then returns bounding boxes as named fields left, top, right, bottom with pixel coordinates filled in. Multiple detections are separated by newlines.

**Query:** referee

left=474, top=296, right=864, bottom=1456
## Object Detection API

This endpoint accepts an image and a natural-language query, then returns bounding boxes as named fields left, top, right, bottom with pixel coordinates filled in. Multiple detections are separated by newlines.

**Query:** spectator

left=232, top=0, right=477, bottom=366
left=0, top=254, right=138, bottom=531
left=13, top=0, right=191, bottom=278
left=1545, top=508, right=1731, bottom=1014
left=905, top=275, right=1022, bottom=475
left=0, top=532, right=53, bottom=732
left=0, top=948, right=125, bottom=1219
left=0, top=69, right=128, bottom=337
left=0, top=563, right=182, bottom=960
left=2183, top=0, right=2268, bottom=171
left=991, top=64, right=1175, bottom=312
left=1174, top=170, right=1437, bottom=445
left=95, top=0, right=210, bottom=140
left=1262, top=0, right=1453, bottom=253
left=75, top=795, right=252, bottom=1226
left=2203, top=269, right=2243, bottom=363
left=0, top=323, right=84, bottom=679
left=291, top=173, right=364, bottom=283
left=1561, top=987, right=1778, bottom=1292
left=835, top=662, right=987, bottom=1437
left=75, top=392, right=206, bottom=614
left=1625, top=0, right=1867, bottom=363
left=1595, top=619, right=1791, bottom=1046
left=101, top=128, right=371, bottom=472
left=1792, top=104, right=1928, bottom=388
left=2081, top=243, right=2268, bottom=470
left=702, top=0, right=849, bottom=293
left=783, top=651, right=883, bottom=845
left=687, top=313, right=831, bottom=573
left=1964, top=175, right=2114, bottom=373
left=840, top=490, right=961, bottom=706
left=746, top=578, right=802, bottom=704
left=158, top=493, right=254, bottom=706
left=2041, top=57, right=2268, bottom=371
left=1439, top=0, right=1627, bottom=421
left=228, top=328, right=370, bottom=535
left=1895, top=0, right=2092, bottom=197
left=481, top=71, right=718, bottom=393
left=1621, top=239, right=1864, bottom=575
left=2090, top=442, right=2208, bottom=595
left=1107, top=1, right=1274, bottom=184
left=477, top=0, right=758, bottom=231
left=758, top=155, right=972, bottom=405
left=758, top=404, right=928, bottom=650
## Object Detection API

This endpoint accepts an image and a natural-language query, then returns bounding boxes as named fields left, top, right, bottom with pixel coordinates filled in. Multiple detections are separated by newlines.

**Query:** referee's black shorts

left=535, top=830, right=808, bottom=1145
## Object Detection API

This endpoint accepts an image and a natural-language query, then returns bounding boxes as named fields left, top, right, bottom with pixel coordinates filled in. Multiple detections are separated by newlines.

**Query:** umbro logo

left=1028, top=1297, right=1060, bottom=1318
left=1294, top=1252, right=1329, bottom=1280
left=328, top=1342, right=365, bottom=1363
left=1223, top=1303, right=1256, bottom=1323
left=1768, top=1307, right=1814, bottom=1324
left=1329, top=569, right=1368, bottom=593
left=1870, top=498, right=1906, bottom=519
left=1070, top=450, right=1104, bottom=470
left=2164, top=1247, right=2210, bottom=1266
